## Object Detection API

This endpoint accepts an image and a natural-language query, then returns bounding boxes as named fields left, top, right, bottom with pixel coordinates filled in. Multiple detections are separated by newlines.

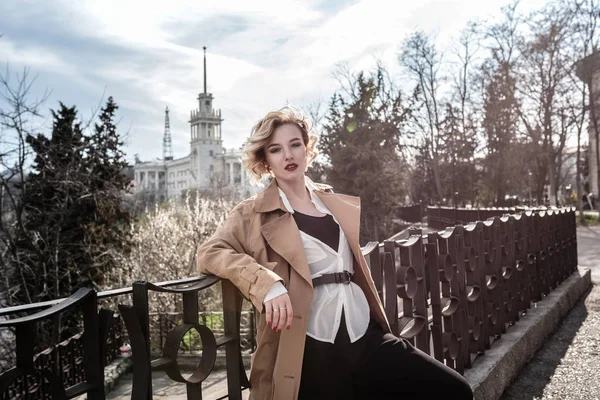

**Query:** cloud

left=0, top=39, right=76, bottom=76
left=1, top=0, right=549, bottom=163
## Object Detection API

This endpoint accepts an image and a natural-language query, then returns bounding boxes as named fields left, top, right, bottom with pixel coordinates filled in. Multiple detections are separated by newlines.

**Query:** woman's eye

left=269, top=148, right=281, bottom=153
left=292, top=142, right=302, bottom=148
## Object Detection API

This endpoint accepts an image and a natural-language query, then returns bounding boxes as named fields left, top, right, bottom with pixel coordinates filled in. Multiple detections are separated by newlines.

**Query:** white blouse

left=263, top=178, right=370, bottom=343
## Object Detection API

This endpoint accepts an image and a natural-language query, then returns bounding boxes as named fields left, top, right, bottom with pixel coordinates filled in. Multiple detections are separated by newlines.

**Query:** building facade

left=133, top=49, right=257, bottom=202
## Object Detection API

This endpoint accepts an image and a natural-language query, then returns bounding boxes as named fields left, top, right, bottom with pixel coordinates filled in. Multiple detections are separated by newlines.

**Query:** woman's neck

left=276, top=175, right=326, bottom=216
left=276, top=176, right=310, bottom=203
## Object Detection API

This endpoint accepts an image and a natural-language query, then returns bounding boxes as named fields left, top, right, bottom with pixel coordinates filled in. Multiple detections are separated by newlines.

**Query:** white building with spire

left=133, top=48, right=256, bottom=202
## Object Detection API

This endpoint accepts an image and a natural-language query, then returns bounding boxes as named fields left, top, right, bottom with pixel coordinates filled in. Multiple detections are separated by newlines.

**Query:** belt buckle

left=343, top=271, right=352, bottom=285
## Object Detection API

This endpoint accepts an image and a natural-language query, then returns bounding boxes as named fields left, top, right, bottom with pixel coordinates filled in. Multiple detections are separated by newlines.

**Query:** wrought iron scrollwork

left=0, top=288, right=109, bottom=400
left=118, top=276, right=249, bottom=400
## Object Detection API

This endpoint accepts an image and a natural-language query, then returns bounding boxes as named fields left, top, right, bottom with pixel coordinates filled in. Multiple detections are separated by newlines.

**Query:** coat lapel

left=260, top=213, right=313, bottom=287
left=255, top=179, right=313, bottom=288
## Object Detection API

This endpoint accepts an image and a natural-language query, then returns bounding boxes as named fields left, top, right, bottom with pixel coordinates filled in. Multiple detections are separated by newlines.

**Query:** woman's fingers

left=265, top=299, right=273, bottom=327
left=266, top=294, right=294, bottom=332
left=266, top=299, right=280, bottom=330
left=271, top=303, right=281, bottom=330
left=273, top=296, right=293, bottom=333
left=283, top=297, right=293, bottom=330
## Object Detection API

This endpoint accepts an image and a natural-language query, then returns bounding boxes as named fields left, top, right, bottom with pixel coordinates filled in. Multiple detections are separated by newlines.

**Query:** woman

left=196, top=107, right=473, bottom=400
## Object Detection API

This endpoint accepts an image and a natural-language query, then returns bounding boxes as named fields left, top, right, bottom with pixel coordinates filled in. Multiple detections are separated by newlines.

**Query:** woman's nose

left=284, top=148, right=294, bottom=160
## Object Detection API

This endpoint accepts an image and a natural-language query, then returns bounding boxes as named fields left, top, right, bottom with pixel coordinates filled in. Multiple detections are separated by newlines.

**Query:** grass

left=578, top=211, right=600, bottom=226
left=180, top=313, right=225, bottom=352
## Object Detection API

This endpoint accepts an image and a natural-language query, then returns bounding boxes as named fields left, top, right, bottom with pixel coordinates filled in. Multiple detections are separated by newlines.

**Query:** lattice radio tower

left=163, top=106, right=174, bottom=161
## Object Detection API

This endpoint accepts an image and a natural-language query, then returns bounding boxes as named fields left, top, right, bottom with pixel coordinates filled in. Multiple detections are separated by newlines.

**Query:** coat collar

left=253, top=177, right=333, bottom=214
left=254, top=178, right=285, bottom=214
left=255, top=176, right=357, bottom=289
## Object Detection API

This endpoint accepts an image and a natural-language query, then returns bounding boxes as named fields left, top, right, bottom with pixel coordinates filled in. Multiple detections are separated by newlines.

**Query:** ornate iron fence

left=0, top=307, right=256, bottom=399
left=364, top=207, right=577, bottom=373
left=150, top=310, right=255, bottom=355
left=0, top=277, right=253, bottom=400
left=0, top=207, right=578, bottom=399
left=0, top=288, right=110, bottom=400
left=426, top=206, right=554, bottom=230
left=395, top=203, right=424, bottom=223
left=118, top=278, right=249, bottom=400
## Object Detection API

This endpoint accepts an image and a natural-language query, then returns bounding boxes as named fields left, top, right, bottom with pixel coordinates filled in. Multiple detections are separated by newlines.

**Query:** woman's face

left=264, top=123, right=308, bottom=184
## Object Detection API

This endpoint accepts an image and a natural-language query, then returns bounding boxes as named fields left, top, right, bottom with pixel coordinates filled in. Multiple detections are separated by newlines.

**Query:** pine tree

left=320, top=68, right=409, bottom=243
left=17, top=103, right=89, bottom=304
left=84, top=97, right=133, bottom=285
left=11, top=99, right=133, bottom=343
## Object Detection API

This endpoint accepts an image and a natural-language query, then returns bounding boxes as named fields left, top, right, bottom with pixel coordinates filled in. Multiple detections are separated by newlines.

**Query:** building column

left=229, top=162, right=234, bottom=186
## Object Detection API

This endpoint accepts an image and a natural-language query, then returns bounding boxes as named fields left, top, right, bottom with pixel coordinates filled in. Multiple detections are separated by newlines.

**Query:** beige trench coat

left=196, top=179, right=391, bottom=400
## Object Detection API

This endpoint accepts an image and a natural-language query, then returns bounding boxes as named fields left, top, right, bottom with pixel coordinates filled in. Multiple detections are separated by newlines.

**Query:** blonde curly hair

left=242, top=107, right=319, bottom=184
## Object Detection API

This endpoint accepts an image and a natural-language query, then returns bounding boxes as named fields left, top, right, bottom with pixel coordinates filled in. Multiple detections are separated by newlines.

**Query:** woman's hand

left=265, top=293, right=294, bottom=332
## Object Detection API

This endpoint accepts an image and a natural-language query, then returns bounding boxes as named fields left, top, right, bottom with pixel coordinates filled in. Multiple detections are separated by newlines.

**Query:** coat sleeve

left=196, top=202, right=283, bottom=312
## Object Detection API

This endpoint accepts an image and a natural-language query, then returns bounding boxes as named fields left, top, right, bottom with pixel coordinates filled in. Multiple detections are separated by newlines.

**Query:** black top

left=292, top=210, right=340, bottom=252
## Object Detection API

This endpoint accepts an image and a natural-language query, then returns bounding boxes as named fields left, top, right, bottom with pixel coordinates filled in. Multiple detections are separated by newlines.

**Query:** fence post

left=221, top=279, right=246, bottom=400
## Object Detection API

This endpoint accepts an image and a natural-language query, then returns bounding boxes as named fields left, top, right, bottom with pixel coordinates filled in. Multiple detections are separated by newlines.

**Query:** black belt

left=312, top=271, right=354, bottom=287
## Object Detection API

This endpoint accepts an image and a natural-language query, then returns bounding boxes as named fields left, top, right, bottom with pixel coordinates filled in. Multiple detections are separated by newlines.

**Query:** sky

left=0, top=0, right=548, bottom=164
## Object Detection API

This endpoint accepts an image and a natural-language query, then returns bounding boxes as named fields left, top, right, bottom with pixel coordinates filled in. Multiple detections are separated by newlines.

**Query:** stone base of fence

left=465, top=267, right=592, bottom=400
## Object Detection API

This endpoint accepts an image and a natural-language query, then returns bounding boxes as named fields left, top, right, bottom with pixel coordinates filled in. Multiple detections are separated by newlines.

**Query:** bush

left=113, top=193, right=234, bottom=313
left=583, top=213, right=599, bottom=225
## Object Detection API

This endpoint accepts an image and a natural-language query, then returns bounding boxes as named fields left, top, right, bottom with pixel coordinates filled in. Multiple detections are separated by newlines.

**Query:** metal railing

left=150, top=310, right=255, bottom=355
left=395, top=203, right=424, bottom=223
left=0, top=288, right=109, bottom=400
left=363, top=207, right=577, bottom=372
left=0, top=276, right=251, bottom=400
left=0, top=207, right=578, bottom=398
left=426, top=206, right=556, bottom=231
left=118, top=278, right=248, bottom=400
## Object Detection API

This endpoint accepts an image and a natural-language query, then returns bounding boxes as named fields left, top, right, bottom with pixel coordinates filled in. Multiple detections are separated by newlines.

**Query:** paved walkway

left=575, top=224, right=600, bottom=284
left=107, top=369, right=250, bottom=400
left=501, top=225, right=600, bottom=400
left=107, top=226, right=600, bottom=400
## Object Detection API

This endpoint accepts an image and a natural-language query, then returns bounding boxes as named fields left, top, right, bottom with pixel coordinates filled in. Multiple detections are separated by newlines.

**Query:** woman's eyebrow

left=267, top=138, right=301, bottom=149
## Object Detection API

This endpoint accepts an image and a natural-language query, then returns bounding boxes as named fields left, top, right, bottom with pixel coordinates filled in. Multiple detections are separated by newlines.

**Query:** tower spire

left=203, top=46, right=207, bottom=94
left=163, top=106, right=173, bottom=161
